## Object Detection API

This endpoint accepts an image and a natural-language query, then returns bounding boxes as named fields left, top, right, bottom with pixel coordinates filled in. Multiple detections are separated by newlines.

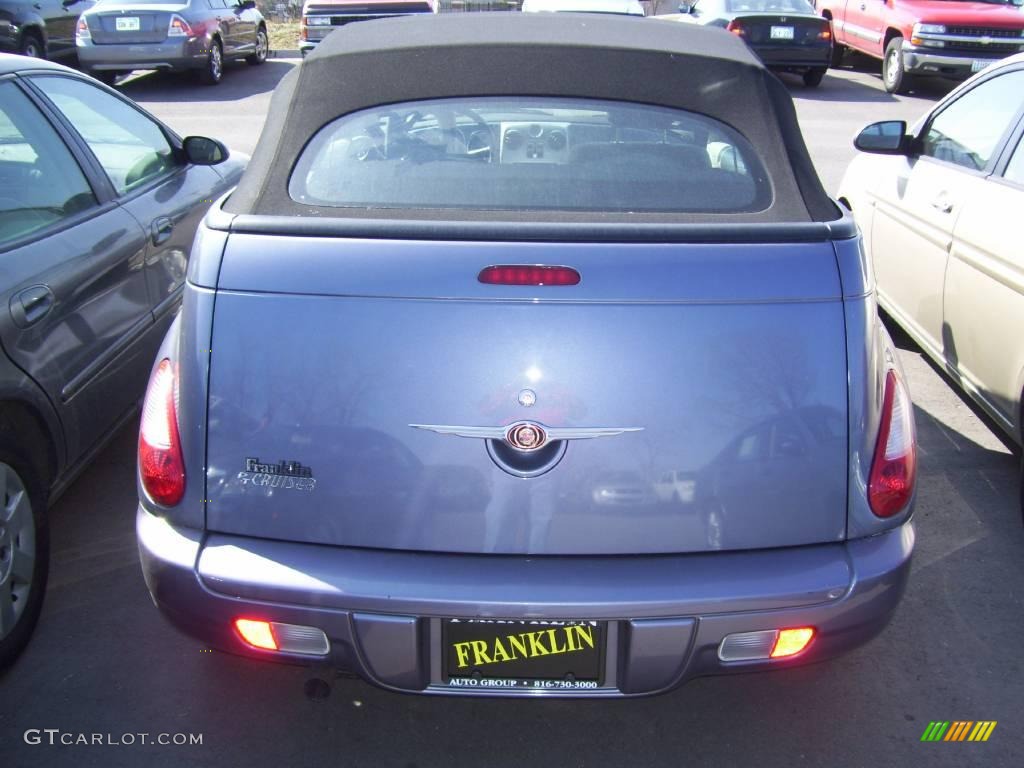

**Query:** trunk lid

left=204, top=235, right=849, bottom=555
left=86, top=6, right=183, bottom=45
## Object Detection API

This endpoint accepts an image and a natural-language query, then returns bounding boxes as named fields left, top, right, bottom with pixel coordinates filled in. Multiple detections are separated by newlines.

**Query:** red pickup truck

left=300, top=0, right=439, bottom=57
left=815, top=0, right=1024, bottom=92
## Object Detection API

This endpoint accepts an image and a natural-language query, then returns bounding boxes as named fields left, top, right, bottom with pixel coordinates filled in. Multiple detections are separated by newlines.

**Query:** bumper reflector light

left=233, top=618, right=329, bottom=655
left=771, top=627, right=815, bottom=658
left=235, top=619, right=277, bottom=650
left=718, top=629, right=777, bottom=661
left=718, top=627, right=816, bottom=661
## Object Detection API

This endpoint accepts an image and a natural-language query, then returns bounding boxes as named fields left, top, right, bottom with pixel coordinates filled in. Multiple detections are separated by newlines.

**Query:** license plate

left=443, top=619, right=604, bottom=691
left=971, top=60, right=991, bottom=73
left=116, top=17, right=141, bottom=31
left=770, top=26, right=794, bottom=40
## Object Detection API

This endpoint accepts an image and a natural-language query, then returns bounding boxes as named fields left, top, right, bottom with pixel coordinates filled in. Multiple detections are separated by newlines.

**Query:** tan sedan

left=839, top=54, right=1024, bottom=473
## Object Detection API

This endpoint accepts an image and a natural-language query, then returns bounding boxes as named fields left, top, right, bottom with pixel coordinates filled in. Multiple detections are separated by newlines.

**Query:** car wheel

left=803, top=67, right=826, bottom=88
left=0, top=442, right=49, bottom=670
left=92, top=70, right=119, bottom=86
left=829, top=42, right=845, bottom=68
left=200, top=39, right=223, bottom=85
left=883, top=37, right=913, bottom=94
left=246, top=27, right=268, bottom=66
left=19, top=32, right=44, bottom=59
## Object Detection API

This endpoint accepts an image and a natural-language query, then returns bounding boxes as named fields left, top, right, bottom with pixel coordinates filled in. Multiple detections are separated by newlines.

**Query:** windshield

left=724, top=0, right=815, bottom=12
left=289, top=96, right=772, bottom=214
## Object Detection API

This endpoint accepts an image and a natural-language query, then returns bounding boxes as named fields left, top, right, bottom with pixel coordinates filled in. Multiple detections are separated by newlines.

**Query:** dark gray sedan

left=656, top=0, right=834, bottom=87
left=0, top=53, right=243, bottom=669
left=76, top=0, right=268, bottom=85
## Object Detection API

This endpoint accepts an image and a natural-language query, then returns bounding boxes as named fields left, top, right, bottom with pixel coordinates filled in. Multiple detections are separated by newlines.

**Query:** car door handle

left=151, top=217, right=173, bottom=245
left=929, top=196, right=954, bottom=214
left=11, top=285, right=55, bottom=328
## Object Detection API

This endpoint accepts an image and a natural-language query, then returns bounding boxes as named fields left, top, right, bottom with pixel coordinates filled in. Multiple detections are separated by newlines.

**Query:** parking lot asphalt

left=1, top=57, right=1023, bottom=768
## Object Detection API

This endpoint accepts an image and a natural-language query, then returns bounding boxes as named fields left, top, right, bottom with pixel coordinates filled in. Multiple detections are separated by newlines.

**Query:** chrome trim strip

left=409, top=422, right=643, bottom=450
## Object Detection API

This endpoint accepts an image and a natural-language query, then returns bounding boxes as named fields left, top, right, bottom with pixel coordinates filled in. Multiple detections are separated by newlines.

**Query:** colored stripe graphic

left=920, top=721, right=996, bottom=742
left=945, top=722, right=972, bottom=741
left=968, top=722, right=997, bottom=742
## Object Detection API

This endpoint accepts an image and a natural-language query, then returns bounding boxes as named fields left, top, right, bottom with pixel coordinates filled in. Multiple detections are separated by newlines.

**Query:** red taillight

left=139, top=358, right=185, bottom=506
left=478, top=265, right=581, bottom=286
left=819, top=22, right=833, bottom=41
left=235, top=619, right=277, bottom=650
left=726, top=20, right=746, bottom=36
left=168, top=15, right=192, bottom=37
left=868, top=370, right=916, bottom=517
left=771, top=627, right=815, bottom=658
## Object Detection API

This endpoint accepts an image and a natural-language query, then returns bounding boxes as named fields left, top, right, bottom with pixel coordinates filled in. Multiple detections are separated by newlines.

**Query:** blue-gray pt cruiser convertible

left=136, top=13, right=917, bottom=697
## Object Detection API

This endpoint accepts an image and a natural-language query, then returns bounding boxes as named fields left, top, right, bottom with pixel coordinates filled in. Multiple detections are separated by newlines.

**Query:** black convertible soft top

left=225, top=13, right=837, bottom=223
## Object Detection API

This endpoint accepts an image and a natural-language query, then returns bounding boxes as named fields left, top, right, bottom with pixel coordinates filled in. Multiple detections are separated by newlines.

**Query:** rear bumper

left=76, top=38, right=204, bottom=70
left=754, top=43, right=831, bottom=70
left=138, top=507, right=914, bottom=697
left=901, top=44, right=1003, bottom=79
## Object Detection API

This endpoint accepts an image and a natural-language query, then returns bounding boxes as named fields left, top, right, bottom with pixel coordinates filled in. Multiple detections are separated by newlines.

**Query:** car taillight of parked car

left=818, top=22, right=832, bottom=41
left=139, top=358, right=185, bottom=506
left=726, top=20, right=746, bottom=37
left=868, top=370, right=916, bottom=517
left=168, top=15, right=193, bottom=37
left=76, top=18, right=91, bottom=41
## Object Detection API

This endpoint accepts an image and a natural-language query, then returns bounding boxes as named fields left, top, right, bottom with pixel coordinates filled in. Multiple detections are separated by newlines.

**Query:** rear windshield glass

left=289, top=97, right=772, bottom=214
left=725, top=0, right=813, bottom=11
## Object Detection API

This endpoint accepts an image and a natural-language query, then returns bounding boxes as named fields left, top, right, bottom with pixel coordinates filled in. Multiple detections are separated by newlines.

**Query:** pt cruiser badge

left=237, top=457, right=317, bottom=491
left=409, top=422, right=643, bottom=452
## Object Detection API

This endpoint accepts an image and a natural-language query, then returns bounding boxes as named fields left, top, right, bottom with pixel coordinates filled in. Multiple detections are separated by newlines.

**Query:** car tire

left=829, top=41, right=845, bottom=68
left=803, top=67, right=826, bottom=88
left=19, top=32, right=44, bottom=59
left=199, top=39, right=223, bottom=85
left=883, top=36, right=913, bottom=94
left=246, top=27, right=268, bottom=66
left=92, top=71, right=119, bottom=86
left=0, top=433, right=49, bottom=671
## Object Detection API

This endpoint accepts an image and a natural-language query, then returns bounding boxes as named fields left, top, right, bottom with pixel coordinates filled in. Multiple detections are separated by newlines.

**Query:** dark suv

left=0, top=0, right=94, bottom=60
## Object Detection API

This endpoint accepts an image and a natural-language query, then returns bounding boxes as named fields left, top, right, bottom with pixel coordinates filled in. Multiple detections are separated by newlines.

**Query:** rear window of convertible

left=289, top=97, right=772, bottom=214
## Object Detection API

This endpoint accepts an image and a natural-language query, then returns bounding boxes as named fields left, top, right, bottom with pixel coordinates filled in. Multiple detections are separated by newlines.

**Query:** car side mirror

left=183, top=136, right=229, bottom=166
left=237, top=0, right=256, bottom=8
left=854, top=120, right=909, bottom=155
left=678, top=2, right=692, bottom=12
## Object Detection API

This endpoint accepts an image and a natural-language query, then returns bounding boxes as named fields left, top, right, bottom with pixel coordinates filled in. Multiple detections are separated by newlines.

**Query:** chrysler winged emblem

left=409, top=421, right=643, bottom=453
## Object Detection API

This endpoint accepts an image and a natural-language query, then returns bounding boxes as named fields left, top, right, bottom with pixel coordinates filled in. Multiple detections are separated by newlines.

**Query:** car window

left=725, top=0, right=812, bottom=12
left=289, top=97, right=771, bottom=214
left=1004, top=134, right=1024, bottom=186
left=0, top=82, right=96, bottom=249
left=32, top=75, right=177, bottom=196
left=921, top=71, right=1024, bottom=172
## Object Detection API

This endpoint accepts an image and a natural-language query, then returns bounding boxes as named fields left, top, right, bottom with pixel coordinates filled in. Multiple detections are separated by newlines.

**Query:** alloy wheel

left=256, top=30, right=268, bottom=62
left=0, top=462, right=36, bottom=641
